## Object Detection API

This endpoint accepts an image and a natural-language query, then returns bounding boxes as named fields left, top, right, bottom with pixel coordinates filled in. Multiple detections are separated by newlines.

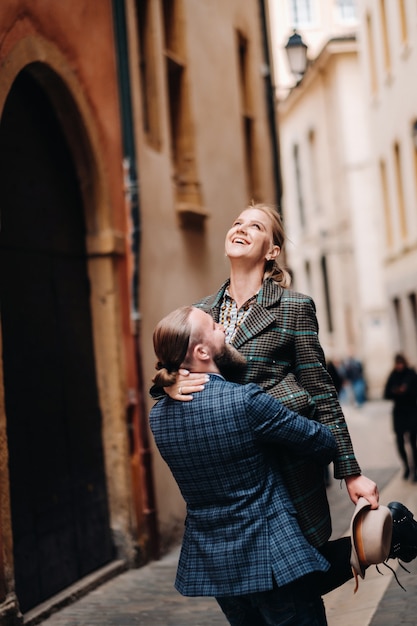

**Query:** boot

left=387, top=501, right=417, bottom=562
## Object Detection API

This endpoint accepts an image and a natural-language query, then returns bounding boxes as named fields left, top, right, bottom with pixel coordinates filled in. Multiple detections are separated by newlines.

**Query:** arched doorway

left=0, top=68, right=113, bottom=612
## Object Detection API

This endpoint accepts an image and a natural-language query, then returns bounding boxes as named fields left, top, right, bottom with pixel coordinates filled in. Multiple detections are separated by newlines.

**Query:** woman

left=165, top=203, right=378, bottom=588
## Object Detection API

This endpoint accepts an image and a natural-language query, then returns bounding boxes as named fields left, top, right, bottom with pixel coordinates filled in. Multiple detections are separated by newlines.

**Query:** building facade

left=268, top=0, right=392, bottom=397
left=0, top=1, right=279, bottom=623
left=129, top=0, right=280, bottom=558
left=357, top=0, right=417, bottom=370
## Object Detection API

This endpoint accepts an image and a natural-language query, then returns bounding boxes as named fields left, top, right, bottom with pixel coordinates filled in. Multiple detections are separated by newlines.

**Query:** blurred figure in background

left=340, top=355, right=367, bottom=408
left=384, top=354, right=417, bottom=482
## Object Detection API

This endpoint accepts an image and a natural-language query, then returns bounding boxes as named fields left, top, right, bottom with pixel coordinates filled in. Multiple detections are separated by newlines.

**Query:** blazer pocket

left=270, top=372, right=316, bottom=418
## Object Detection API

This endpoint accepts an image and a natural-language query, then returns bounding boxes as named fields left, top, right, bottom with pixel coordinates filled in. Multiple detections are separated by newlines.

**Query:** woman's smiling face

left=225, top=208, right=279, bottom=265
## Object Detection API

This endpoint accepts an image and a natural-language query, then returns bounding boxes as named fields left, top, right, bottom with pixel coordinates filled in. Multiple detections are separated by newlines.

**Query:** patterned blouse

left=219, top=286, right=258, bottom=344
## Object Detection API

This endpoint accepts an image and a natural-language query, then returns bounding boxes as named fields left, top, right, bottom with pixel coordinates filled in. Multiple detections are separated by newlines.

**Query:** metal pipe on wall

left=112, top=0, right=159, bottom=561
left=259, top=0, right=283, bottom=211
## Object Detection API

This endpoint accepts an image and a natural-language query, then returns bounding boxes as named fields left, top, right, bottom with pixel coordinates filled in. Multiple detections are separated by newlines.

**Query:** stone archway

left=0, top=38, right=134, bottom=613
left=0, top=66, right=115, bottom=613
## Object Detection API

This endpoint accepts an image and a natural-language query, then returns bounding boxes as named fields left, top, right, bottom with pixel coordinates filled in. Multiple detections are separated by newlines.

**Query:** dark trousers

left=316, top=536, right=353, bottom=594
left=216, top=578, right=327, bottom=626
left=215, top=537, right=353, bottom=626
left=395, top=428, right=417, bottom=474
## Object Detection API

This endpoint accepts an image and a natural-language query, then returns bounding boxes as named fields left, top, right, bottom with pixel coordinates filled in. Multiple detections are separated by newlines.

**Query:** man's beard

left=213, top=343, right=247, bottom=382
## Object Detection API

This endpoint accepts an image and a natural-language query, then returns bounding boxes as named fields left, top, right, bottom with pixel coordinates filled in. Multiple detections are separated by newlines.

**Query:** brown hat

left=350, top=497, right=393, bottom=590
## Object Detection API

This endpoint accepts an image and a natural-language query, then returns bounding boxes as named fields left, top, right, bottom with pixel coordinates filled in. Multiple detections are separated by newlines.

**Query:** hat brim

left=350, top=497, right=393, bottom=579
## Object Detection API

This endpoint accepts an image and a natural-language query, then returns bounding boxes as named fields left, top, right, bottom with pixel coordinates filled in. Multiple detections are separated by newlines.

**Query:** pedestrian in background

left=341, top=355, right=367, bottom=407
left=384, top=353, right=417, bottom=482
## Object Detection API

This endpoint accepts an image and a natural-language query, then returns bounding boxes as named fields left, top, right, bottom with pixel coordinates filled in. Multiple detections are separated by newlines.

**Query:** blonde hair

left=245, top=202, right=291, bottom=287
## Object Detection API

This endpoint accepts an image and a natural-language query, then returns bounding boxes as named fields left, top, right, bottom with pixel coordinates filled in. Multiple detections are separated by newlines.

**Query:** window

left=408, top=293, right=417, bottom=359
left=162, top=0, right=205, bottom=226
left=304, top=259, right=312, bottom=295
left=321, top=255, right=333, bottom=333
left=307, top=129, right=320, bottom=213
left=336, top=0, right=357, bottom=22
left=408, top=292, right=417, bottom=338
left=135, top=0, right=160, bottom=149
left=293, top=143, right=305, bottom=228
left=380, top=0, right=391, bottom=74
left=237, top=31, right=259, bottom=201
left=393, top=142, right=407, bottom=241
left=163, top=0, right=186, bottom=168
left=412, top=126, right=417, bottom=211
left=366, top=13, right=378, bottom=94
left=409, top=293, right=417, bottom=319
left=379, top=159, right=393, bottom=248
left=393, top=297, right=405, bottom=352
left=290, top=0, right=314, bottom=27
left=398, top=0, right=408, bottom=44
left=400, top=296, right=417, bottom=366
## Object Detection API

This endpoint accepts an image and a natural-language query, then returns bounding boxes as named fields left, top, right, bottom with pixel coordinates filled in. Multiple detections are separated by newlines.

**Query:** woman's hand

left=345, top=474, right=379, bottom=509
left=164, top=369, right=209, bottom=402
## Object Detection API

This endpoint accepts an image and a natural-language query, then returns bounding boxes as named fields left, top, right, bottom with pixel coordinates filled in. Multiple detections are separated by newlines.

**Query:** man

left=151, top=306, right=417, bottom=624
left=384, top=353, right=417, bottom=481
left=150, top=305, right=338, bottom=625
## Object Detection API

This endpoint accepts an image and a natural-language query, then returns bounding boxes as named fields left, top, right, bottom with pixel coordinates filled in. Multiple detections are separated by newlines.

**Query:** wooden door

left=0, top=69, right=113, bottom=613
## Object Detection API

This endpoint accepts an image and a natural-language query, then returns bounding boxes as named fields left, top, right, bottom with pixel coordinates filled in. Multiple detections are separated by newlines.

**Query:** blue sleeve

left=244, top=384, right=337, bottom=464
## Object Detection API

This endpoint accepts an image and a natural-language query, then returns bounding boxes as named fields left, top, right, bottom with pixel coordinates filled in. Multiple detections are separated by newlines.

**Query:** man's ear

left=194, top=344, right=210, bottom=363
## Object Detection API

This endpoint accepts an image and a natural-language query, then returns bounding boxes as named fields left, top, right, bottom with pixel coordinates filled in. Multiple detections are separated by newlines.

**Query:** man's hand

left=164, top=369, right=209, bottom=402
left=345, top=474, right=379, bottom=509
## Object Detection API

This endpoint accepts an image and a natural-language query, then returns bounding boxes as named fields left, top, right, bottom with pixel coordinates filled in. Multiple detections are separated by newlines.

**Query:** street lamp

left=284, top=29, right=308, bottom=82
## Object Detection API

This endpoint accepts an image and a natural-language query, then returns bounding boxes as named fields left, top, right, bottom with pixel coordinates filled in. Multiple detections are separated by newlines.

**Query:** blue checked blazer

left=195, top=278, right=361, bottom=548
left=150, top=376, right=336, bottom=597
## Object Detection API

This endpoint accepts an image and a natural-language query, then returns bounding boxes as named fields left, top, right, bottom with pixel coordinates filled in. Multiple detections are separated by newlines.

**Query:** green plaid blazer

left=195, top=278, right=361, bottom=547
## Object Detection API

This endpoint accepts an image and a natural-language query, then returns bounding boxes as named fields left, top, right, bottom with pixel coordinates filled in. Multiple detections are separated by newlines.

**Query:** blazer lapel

left=232, top=279, right=284, bottom=349
left=198, top=278, right=285, bottom=349
left=197, top=280, right=228, bottom=322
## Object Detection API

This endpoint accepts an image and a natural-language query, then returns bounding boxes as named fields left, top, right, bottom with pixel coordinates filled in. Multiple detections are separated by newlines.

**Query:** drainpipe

left=259, top=0, right=283, bottom=210
left=112, top=0, right=159, bottom=560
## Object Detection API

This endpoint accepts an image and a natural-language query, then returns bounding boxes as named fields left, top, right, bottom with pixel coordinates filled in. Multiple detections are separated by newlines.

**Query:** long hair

left=246, top=202, right=291, bottom=287
left=152, top=306, right=195, bottom=387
